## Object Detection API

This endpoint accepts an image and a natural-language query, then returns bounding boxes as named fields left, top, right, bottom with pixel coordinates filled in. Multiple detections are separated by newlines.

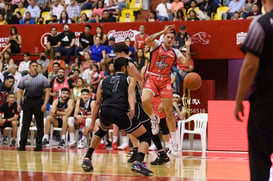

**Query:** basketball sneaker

left=77, top=138, right=86, bottom=149
left=118, top=143, right=129, bottom=150
left=58, top=139, right=65, bottom=148
left=167, top=140, right=179, bottom=156
left=42, top=139, right=49, bottom=147
left=69, top=142, right=77, bottom=148
left=131, top=161, right=153, bottom=176
left=151, top=115, right=160, bottom=135
left=10, top=139, right=16, bottom=147
left=127, top=151, right=137, bottom=163
left=112, top=142, right=118, bottom=150
left=82, top=158, right=93, bottom=172
left=150, top=152, right=170, bottom=165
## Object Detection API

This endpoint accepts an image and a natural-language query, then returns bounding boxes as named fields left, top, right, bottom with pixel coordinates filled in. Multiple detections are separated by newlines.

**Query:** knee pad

left=95, top=127, right=108, bottom=138
left=137, top=132, right=151, bottom=146
left=68, top=117, right=74, bottom=127
left=85, top=118, right=92, bottom=127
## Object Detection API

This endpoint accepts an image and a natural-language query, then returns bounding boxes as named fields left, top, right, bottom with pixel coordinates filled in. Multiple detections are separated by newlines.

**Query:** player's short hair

left=7, top=92, right=15, bottom=97
left=81, top=88, right=90, bottom=94
left=114, top=43, right=129, bottom=55
left=6, top=75, right=15, bottom=81
left=29, top=61, right=38, bottom=67
left=61, top=87, right=70, bottom=93
left=114, top=57, right=129, bottom=71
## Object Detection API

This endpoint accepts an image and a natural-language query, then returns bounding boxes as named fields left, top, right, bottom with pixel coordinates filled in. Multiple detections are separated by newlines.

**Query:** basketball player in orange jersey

left=142, top=25, right=191, bottom=155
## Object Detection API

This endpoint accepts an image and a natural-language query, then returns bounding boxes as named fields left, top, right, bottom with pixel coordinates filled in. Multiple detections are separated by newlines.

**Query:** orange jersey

left=135, top=33, right=149, bottom=49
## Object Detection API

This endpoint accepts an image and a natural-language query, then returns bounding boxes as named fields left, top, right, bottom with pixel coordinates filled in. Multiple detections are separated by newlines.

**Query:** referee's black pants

left=248, top=101, right=273, bottom=181
left=19, top=98, right=44, bottom=149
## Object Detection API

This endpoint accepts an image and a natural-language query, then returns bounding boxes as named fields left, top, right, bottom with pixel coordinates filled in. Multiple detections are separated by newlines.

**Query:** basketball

left=184, top=72, right=202, bottom=91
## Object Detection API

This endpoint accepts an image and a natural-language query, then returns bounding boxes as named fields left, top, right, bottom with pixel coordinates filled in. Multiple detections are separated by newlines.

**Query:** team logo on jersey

left=167, top=85, right=171, bottom=90
left=156, top=56, right=168, bottom=69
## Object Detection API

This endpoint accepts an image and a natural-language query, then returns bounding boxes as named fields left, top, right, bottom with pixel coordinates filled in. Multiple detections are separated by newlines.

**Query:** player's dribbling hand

left=163, top=25, right=176, bottom=34
left=234, top=101, right=244, bottom=122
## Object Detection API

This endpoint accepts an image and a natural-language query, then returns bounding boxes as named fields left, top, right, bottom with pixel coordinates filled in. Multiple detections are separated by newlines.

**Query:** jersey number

left=110, top=76, right=120, bottom=92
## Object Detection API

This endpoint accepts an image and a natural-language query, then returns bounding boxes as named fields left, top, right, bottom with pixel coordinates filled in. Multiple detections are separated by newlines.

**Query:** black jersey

left=0, top=83, right=12, bottom=106
left=128, top=59, right=142, bottom=103
left=79, top=97, right=92, bottom=115
left=101, top=73, right=129, bottom=111
left=56, top=98, right=68, bottom=112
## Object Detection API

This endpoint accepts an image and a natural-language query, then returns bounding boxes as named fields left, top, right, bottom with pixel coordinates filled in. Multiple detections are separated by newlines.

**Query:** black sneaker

left=42, top=139, right=49, bottom=147
left=131, top=161, right=153, bottom=176
left=10, top=139, right=16, bottom=147
left=34, top=147, right=42, bottom=152
left=58, top=139, right=65, bottom=148
left=17, top=147, right=26, bottom=151
left=127, top=152, right=137, bottom=163
left=82, top=158, right=93, bottom=172
left=150, top=152, right=170, bottom=165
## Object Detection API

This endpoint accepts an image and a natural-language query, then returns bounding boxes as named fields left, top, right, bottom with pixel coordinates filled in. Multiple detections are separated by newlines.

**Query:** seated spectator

left=19, top=11, right=35, bottom=24
left=105, top=36, right=116, bottom=61
left=156, top=0, right=171, bottom=21
left=173, top=93, right=186, bottom=122
left=36, top=51, right=50, bottom=73
left=81, top=0, right=96, bottom=10
left=77, top=13, right=89, bottom=23
left=88, top=64, right=101, bottom=89
left=42, top=88, right=74, bottom=147
left=47, top=51, right=66, bottom=73
left=134, top=25, right=149, bottom=50
left=175, top=25, right=191, bottom=50
left=0, top=92, right=19, bottom=146
left=125, top=37, right=135, bottom=59
left=146, top=10, right=158, bottom=22
left=45, top=27, right=59, bottom=59
left=242, top=0, right=253, bottom=18
left=37, top=0, right=50, bottom=12
left=246, top=3, right=261, bottom=19
left=187, top=9, right=200, bottom=20
left=82, top=59, right=94, bottom=85
left=174, top=8, right=186, bottom=21
left=100, top=10, right=116, bottom=22
left=13, top=2, right=26, bottom=16
left=105, top=0, right=119, bottom=17
left=1, top=26, right=22, bottom=55
left=89, top=14, right=101, bottom=23
left=171, top=0, right=184, bottom=18
left=47, top=15, right=58, bottom=24
left=55, top=24, right=76, bottom=65
left=93, top=0, right=105, bottom=17
left=50, top=0, right=64, bottom=19
left=115, top=0, right=126, bottom=13
left=18, top=52, right=31, bottom=74
left=68, top=68, right=81, bottom=87
left=0, top=13, right=7, bottom=25
left=74, top=25, right=93, bottom=63
left=231, top=11, right=242, bottom=19
left=133, top=48, right=147, bottom=72
left=199, top=0, right=215, bottom=17
left=89, top=36, right=106, bottom=64
left=37, top=17, right=45, bottom=24
left=144, top=44, right=150, bottom=61
left=48, top=62, right=60, bottom=81
left=5, top=64, right=21, bottom=92
left=82, top=52, right=93, bottom=71
left=72, top=77, right=84, bottom=100
left=106, top=61, right=115, bottom=76
left=59, top=10, right=72, bottom=24
left=0, top=76, right=15, bottom=105
left=225, top=0, right=244, bottom=19
left=187, top=0, right=200, bottom=15
left=94, top=26, right=108, bottom=45
left=10, top=11, right=22, bottom=24
left=0, top=51, right=14, bottom=73
left=26, top=0, right=41, bottom=19
left=66, top=0, right=80, bottom=21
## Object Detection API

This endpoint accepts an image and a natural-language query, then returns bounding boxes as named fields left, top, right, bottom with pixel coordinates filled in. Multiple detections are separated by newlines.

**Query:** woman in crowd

left=0, top=13, right=7, bottom=25
left=77, top=13, right=89, bottom=23
left=133, top=49, right=147, bottom=72
left=144, top=44, right=150, bottom=61
left=174, top=9, right=186, bottom=21
left=59, top=10, right=72, bottom=24
left=171, top=0, right=184, bottom=18
left=1, top=26, right=22, bottom=55
left=82, top=51, right=93, bottom=71
left=146, top=10, right=158, bottom=22
left=73, top=77, right=85, bottom=100
left=93, top=0, right=105, bottom=18
left=89, top=36, right=106, bottom=65
left=0, top=51, right=14, bottom=73
left=187, top=9, right=200, bottom=21
left=93, top=26, right=108, bottom=45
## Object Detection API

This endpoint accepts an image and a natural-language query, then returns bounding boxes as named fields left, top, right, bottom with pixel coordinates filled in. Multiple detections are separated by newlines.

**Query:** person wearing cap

left=105, top=36, right=116, bottom=61
left=175, top=25, right=191, bottom=50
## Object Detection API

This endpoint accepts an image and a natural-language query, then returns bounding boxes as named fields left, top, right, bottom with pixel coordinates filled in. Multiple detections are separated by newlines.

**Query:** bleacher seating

left=119, top=9, right=135, bottom=22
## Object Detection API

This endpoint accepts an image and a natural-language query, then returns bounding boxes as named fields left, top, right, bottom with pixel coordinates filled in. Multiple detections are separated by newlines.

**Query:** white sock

left=164, top=142, right=169, bottom=147
left=113, top=136, right=118, bottom=143
left=122, top=136, right=128, bottom=145
left=43, top=134, right=49, bottom=141
left=61, top=135, right=66, bottom=140
left=149, top=113, right=156, bottom=121
left=170, top=132, right=176, bottom=144
left=100, top=139, right=104, bottom=144
left=69, top=133, right=74, bottom=143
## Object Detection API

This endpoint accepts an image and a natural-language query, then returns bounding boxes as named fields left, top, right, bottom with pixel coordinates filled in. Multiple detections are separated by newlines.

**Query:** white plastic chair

left=178, top=113, right=208, bottom=151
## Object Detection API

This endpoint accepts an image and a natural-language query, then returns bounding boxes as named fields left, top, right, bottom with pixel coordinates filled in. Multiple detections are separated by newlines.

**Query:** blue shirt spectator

left=89, top=36, right=106, bottom=63
left=105, top=37, right=116, bottom=60
left=26, top=0, right=41, bottom=18
left=19, top=12, right=35, bottom=24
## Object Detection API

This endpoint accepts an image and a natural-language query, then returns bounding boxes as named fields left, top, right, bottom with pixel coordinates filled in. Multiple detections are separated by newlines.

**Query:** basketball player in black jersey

left=82, top=57, right=153, bottom=176
left=42, top=88, right=74, bottom=147
left=68, top=88, right=94, bottom=148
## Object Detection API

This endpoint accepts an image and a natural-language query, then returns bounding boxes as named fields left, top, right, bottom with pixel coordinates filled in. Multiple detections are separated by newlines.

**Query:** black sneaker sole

left=150, top=158, right=170, bottom=165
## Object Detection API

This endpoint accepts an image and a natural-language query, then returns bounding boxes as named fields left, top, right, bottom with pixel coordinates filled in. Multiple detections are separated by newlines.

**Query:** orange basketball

left=184, top=72, right=202, bottom=91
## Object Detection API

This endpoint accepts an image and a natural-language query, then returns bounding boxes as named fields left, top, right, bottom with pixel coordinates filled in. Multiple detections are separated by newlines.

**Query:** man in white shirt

left=26, top=0, right=41, bottom=18
left=156, top=0, right=171, bottom=21
left=82, top=60, right=93, bottom=85
left=6, top=64, right=22, bottom=93
left=50, top=0, right=64, bottom=19
left=18, top=52, right=31, bottom=74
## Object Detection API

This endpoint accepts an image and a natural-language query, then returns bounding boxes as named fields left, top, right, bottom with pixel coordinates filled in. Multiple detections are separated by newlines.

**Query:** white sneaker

left=151, top=115, right=160, bottom=135
left=118, top=143, right=129, bottom=150
left=69, top=142, right=77, bottom=148
left=77, top=138, right=86, bottom=149
left=149, top=143, right=157, bottom=151
left=167, top=140, right=179, bottom=156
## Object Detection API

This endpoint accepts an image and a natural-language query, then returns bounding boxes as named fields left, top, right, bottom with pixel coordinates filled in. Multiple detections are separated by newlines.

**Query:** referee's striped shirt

left=17, top=73, right=50, bottom=99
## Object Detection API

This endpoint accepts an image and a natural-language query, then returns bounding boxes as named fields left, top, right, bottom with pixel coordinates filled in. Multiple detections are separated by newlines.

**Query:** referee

left=234, top=2, right=273, bottom=180
left=17, top=61, right=50, bottom=151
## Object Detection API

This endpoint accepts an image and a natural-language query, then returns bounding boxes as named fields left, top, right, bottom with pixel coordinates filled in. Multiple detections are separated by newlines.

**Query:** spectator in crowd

left=172, top=93, right=186, bottom=122
left=26, top=0, right=41, bottom=19
left=144, top=44, right=150, bottom=61
left=105, top=36, right=116, bottom=61
left=5, top=64, right=21, bottom=92
left=77, top=12, right=89, bottom=23
left=171, top=0, right=184, bottom=18
left=10, top=11, right=23, bottom=24
left=105, top=0, right=119, bottom=17
left=55, top=24, right=76, bottom=65
left=146, top=10, right=158, bottom=22
left=0, top=76, right=15, bottom=106
left=45, top=26, right=59, bottom=59
left=175, top=25, right=191, bottom=50
left=37, top=0, right=50, bottom=12
left=187, top=0, right=200, bottom=15
left=93, top=0, right=105, bottom=17
left=88, top=64, right=101, bottom=89
left=89, top=36, right=106, bottom=64
left=72, top=77, right=84, bottom=100
left=100, top=10, right=116, bottom=22
left=125, top=37, right=135, bottom=59
left=48, top=62, right=60, bottom=81
left=1, top=26, right=22, bottom=55
left=36, top=51, right=50, bottom=73
left=187, top=9, right=200, bottom=20
left=115, top=0, right=126, bottom=13
left=94, top=26, right=108, bottom=45
left=74, top=25, right=93, bottom=63
left=19, top=11, right=35, bottom=24
left=50, top=0, right=64, bottom=19
left=10, top=0, right=21, bottom=12
left=134, top=25, right=149, bottom=50
left=133, top=48, right=147, bottom=72
left=0, top=51, right=14, bottom=73
left=66, top=0, right=81, bottom=21
left=246, top=3, right=261, bottom=19
left=13, top=2, right=26, bottom=16
left=82, top=59, right=94, bottom=85
left=200, top=0, right=215, bottom=17
left=59, top=10, right=72, bottom=24
left=106, top=61, right=115, bottom=76
left=37, top=17, right=45, bottom=24
left=0, top=92, right=19, bottom=146
left=48, top=51, right=66, bottom=73
left=82, top=52, right=93, bottom=71
left=174, top=8, right=186, bottom=20
left=242, top=0, right=253, bottom=18
left=81, top=0, right=96, bottom=10
left=68, top=68, right=81, bottom=86
left=156, top=0, right=172, bottom=21
left=231, top=10, right=242, bottom=19
left=90, top=13, right=101, bottom=23
left=0, top=13, right=7, bottom=25
left=225, top=0, right=244, bottom=19
left=48, top=15, right=58, bottom=24
left=42, top=88, right=74, bottom=147
left=70, top=61, right=83, bottom=74
left=18, top=52, right=31, bottom=74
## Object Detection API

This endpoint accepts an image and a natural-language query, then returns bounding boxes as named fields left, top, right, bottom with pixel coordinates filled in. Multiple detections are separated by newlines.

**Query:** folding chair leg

left=201, top=133, right=206, bottom=152
left=49, top=126, right=53, bottom=147
left=30, top=130, right=35, bottom=146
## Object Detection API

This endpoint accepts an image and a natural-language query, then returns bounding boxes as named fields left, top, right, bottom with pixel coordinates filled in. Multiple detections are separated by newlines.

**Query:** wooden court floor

left=0, top=146, right=250, bottom=181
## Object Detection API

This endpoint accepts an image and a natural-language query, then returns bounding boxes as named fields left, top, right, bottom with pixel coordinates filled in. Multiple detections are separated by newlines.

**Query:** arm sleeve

left=240, top=16, right=264, bottom=57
